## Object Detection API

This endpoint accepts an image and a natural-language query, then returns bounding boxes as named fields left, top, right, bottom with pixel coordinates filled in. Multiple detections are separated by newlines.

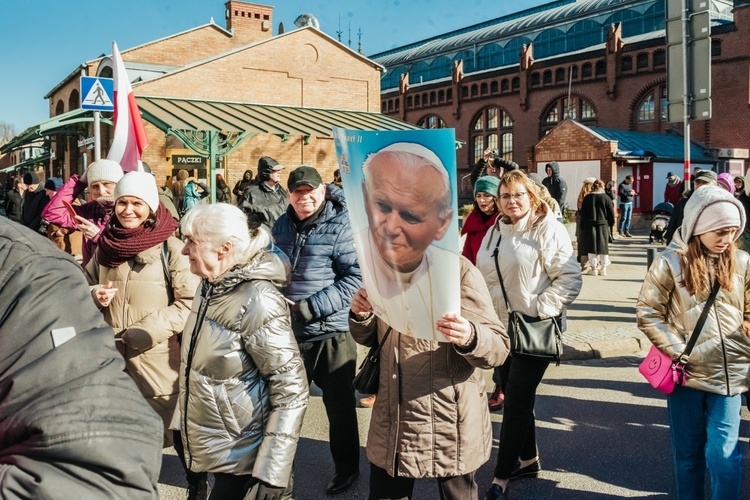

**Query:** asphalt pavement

left=158, top=229, right=750, bottom=499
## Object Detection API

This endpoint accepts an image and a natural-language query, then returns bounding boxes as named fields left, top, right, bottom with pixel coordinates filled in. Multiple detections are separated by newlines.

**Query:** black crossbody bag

left=352, top=327, right=393, bottom=394
left=492, top=235, right=562, bottom=365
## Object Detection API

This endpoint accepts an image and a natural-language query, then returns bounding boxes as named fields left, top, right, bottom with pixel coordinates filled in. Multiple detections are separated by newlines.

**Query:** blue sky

left=0, top=0, right=549, bottom=132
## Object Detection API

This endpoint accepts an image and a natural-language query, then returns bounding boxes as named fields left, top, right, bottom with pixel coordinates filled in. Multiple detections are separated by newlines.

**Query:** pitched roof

left=590, top=126, right=716, bottom=161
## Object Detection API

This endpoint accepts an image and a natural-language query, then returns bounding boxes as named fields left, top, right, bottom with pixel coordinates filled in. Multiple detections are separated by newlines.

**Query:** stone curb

left=562, top=337, right=646, bottom=361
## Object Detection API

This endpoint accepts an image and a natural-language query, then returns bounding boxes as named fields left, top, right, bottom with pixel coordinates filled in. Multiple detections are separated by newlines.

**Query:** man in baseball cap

left=238, top=156, right=287, bottom=228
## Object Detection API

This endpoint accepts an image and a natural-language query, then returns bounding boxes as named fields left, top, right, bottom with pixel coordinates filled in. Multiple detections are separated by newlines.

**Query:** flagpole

left=94, top=111, right=101, bottom=160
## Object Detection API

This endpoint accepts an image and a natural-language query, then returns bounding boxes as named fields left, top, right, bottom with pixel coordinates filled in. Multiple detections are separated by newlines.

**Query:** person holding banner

left=349, top=251, right=508, bottom=500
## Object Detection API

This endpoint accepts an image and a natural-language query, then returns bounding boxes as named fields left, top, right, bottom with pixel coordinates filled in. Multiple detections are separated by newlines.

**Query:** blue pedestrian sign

left=80, top=76, right=114, bottom=111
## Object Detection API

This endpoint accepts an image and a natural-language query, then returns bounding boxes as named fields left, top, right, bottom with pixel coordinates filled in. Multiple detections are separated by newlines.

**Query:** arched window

left=447, top=89, right=453, bottom=101
left=470, top=107, right=514, bottom=163
left=571, top=66, right=579, bottom=79
left=461, top=87, right=469, bottom=98
left=643, top=2, right=666, bottom=33
left=502, top=37, right=531, bottom=66
left=604, top=10, right=642, bottom=38
left=477, top=43, right=502, bottom=70
left=621, top=56, right=633, bottom=72
left=406, top=96, right=413, bottom=108
left=471, top=84, right=479, bottom=97
left=595, top=60, right=606, bottom=77
left=635, top=85, right=669, bottom=133
left=531, top=72, right=540, bottom=86
left=68, top=89, right=80, bottom=112
left=638, top=95, right=655, bottom=121
left=543, top=70, right=552, bottom=85
left=568, top=19, right=602, bottom=52
left=430, top=57, right=452, bottom=80
left=418, top=115, right=447, bottom=129
left=636, top=53, right=649, bottom=69
left=408, top=62, right=430, bottom=85
left=414, top=94, right=421, bottom=106
left=533, top=28, right=567, bottom=59
left=480, top=83, right=488, bottom=95
left=490, top=81, right=498, bottom=94
left=582, top=63, right=592, bottom=78
left=540, top=95, right=597, bottom=135
left=653, top=50, right=665, bottom=67
left=382, top=65, right=405, bottom=90
left=430, top=92, right=436, bottom=105
left=454, top=50, right=475, bottom=73
left=438, top=90, right=445, bottom=103
left=501, top=79, right=510, bottom=92
left=511, top=77, right=520, bottom=90
left=555, top=68, right=566, bottom=83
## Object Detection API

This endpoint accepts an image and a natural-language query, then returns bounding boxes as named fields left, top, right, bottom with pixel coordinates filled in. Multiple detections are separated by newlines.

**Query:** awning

left=0, top=153, right=52, bottom=173
left=0, top=109, right=112, bottom=154
left=136, top=96, right=419, bottom=142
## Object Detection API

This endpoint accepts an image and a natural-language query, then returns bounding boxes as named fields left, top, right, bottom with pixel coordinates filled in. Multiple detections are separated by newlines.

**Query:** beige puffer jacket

left=349, top=257, right=509, bottom=478
left=177, top=248, right=308, bottom=488
left=637, top=186, right=750, bottom=396
left=85, top=236, right=199, bottom=439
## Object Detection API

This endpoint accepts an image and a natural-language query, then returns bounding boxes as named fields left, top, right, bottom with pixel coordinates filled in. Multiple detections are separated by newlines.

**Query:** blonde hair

left=577, top=180, right=594, bottom=210
left=681, top=236, right=736, bottom=296
left=497, top=170, right=543, bottom=223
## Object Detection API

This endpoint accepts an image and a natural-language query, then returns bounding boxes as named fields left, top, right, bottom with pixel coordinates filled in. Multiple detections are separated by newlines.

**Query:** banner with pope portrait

left=333, top=127, right=460, bottom=342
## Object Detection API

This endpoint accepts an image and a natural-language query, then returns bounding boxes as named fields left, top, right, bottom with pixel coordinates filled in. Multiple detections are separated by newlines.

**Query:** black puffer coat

left=0, top=219, right=163, bottom=499
left=272, top=185, right=362, bottom=342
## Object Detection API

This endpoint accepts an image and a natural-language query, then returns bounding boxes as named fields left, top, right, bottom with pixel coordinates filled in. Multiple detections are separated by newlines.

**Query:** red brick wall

left=381, top=5, right=750, bottom=177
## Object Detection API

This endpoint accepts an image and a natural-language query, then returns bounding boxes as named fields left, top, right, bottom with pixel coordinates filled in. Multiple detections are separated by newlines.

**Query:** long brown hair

left=577, top=180, right=594, bottom=210
left=681, top=236, right=736, bottom=296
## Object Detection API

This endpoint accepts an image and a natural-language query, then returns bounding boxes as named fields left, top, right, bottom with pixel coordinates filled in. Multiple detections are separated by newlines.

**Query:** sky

left=0, top=0, right=550, bottom=132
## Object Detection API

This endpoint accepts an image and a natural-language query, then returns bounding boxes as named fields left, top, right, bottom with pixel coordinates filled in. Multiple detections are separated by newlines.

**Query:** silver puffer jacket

left=176, top=247, right=309, bottom=487
left=637, top=232, right=750, bottom=396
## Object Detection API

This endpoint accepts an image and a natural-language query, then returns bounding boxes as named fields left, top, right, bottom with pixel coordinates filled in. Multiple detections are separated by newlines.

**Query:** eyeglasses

left=499, top=192, right=527, bottom=202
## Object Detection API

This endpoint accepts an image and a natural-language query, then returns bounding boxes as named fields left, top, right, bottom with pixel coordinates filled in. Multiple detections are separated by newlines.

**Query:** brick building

left=375, top=0, right=750, bottom=206
left=3, top=1, right=413, bottom=190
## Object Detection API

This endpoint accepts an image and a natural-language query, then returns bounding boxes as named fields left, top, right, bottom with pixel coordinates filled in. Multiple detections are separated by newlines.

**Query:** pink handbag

left=639, top=281, right=720, bottom=394
left=638, top=346, right=683, bottom=394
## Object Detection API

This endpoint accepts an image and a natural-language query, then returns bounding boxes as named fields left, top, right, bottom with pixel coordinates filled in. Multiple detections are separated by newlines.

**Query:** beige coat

left=85, top=236, right=199, bottom=441
left=349, top=257, right=509, bottom=478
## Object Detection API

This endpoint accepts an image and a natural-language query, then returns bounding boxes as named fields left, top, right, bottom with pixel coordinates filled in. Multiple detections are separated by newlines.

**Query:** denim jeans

left=667, top=385, right=743, bottom=500
left=618, top=202, right=633, bottom=234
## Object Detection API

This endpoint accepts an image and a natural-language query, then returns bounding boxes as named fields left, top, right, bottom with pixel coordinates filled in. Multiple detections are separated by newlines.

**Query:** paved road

left=158, top=357, right=750, bottom=499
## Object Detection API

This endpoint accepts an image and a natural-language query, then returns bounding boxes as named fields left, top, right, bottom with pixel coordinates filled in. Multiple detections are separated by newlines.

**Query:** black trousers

left=493, top=355, right=550, bottom=479
left=368, top=462, right=477, bottom=500
left=298, top=333, right=359, bottom=476
left=172, top=429, right=208, bottom=489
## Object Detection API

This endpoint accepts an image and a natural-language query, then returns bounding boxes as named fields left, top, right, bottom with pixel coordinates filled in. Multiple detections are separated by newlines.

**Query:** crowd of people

left=2, top=150, right=749, bottom=500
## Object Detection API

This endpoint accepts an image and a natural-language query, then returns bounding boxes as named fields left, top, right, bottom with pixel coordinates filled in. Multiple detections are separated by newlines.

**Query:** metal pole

left=682, top=0, right=691, bottom=193
left=93, top=111, right=101, bottom=161
left=209, top=131, right=217, bottom=204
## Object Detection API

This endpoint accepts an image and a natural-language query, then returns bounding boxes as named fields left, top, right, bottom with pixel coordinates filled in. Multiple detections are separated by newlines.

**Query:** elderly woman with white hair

left=176, top=203, right=309, bottom=500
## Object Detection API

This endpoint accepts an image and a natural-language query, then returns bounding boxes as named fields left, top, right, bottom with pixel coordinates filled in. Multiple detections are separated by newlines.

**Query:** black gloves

left=290, top=299, right=314, bottom=324
left=254, top=481, right=285, bottom=500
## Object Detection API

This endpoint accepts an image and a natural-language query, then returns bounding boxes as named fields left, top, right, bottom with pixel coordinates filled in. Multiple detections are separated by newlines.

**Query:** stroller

left=650, top=202, right=674, bottom=244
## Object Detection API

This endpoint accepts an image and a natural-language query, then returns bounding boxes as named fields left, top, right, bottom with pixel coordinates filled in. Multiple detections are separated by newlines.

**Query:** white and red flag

left=107, top=41, right=148, bottom=172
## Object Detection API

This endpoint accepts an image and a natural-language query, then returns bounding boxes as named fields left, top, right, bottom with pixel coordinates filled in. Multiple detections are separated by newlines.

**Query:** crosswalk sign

left=80, top=76, right=114, bottom=111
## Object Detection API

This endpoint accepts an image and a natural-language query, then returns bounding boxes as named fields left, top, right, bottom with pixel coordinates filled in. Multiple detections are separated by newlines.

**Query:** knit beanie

left=44, top=177, right=63, bottom=191
left=717, top=172, right=735, bottom=195
left=23, top=171, right=39, bottom=185
left=114, top=171, right=160, bottom=213
left=692, top=201, right=742, bottom=237
left=681, top=186, right=745, bottom=242
left=474, top=176, right=500, bottom=197
left=87, top=159, right=124, bottom=185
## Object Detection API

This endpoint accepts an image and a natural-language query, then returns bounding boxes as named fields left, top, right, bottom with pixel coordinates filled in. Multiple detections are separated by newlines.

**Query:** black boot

left=187, top=481, right=208, bottom=500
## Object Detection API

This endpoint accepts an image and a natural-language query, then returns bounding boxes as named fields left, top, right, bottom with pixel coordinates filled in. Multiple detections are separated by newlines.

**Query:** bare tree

left=0, top=122, right=18, bottom=147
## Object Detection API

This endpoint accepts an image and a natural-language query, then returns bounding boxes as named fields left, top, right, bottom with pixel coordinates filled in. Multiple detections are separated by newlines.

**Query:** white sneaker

left=600, top=267, right=607, bottom=276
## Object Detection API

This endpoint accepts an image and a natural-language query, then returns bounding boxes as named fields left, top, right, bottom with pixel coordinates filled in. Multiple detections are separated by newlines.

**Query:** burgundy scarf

left=97, top=203, right=178, bottom=268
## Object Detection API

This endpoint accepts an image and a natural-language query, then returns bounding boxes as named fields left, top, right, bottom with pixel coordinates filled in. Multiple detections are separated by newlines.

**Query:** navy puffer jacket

left=272, top=185, right=362, bottom=342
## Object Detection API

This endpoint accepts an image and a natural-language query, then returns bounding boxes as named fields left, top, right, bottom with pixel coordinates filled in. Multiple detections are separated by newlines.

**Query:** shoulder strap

left=161, top=240, right=174, bottom=304
left=491, top=234, right=512, bottom=312
left=681, top=280, right=721, bottom=361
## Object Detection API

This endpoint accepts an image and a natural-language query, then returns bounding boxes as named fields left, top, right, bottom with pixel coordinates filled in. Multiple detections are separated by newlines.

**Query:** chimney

left=225, top=1, right=273, bottom=45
